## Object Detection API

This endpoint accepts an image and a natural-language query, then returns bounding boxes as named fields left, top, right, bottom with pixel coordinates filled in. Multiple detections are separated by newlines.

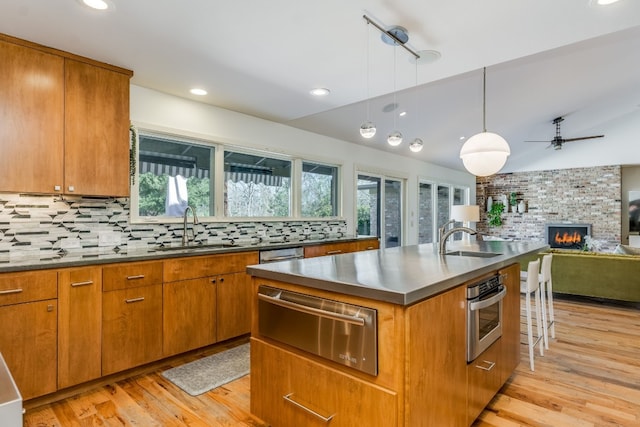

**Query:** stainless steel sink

left=154, top=243, right=235, bottom=252
left=445, top=250, right=502, bottom=258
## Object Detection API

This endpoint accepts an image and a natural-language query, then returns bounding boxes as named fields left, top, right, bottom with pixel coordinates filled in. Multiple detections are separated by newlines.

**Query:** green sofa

left=520, top=249, right=640, bottom=303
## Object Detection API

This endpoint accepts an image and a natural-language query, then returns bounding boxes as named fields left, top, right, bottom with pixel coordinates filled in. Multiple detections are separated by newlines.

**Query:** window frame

left=417, top=177, right=471, bottom=244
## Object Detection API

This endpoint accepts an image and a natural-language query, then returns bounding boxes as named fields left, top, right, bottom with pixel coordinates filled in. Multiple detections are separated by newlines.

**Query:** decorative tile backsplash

left=0, top=193, right=347, bottom=263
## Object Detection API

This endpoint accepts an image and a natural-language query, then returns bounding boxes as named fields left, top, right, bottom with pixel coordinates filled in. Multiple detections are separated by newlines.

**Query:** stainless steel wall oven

left=257, top=285, right=378, bottom=375
left=466, top=274, right=506, bottom=362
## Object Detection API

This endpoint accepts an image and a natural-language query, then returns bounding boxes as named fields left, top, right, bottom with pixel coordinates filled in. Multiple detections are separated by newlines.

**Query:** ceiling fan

left=527, top=116, right=604, bottom=150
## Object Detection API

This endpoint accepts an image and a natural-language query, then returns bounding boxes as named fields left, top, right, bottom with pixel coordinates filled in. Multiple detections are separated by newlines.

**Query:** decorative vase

left=518, top=200, right=525, bottom=213
left=487, top=196, right=493, bottom=212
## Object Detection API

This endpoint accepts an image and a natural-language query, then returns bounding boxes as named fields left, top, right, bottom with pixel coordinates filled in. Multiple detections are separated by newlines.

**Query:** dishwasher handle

left=258, top=292, right=366, bottom=326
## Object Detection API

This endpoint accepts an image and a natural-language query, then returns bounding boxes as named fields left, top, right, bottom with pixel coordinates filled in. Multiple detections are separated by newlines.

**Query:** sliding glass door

left=357, top=174, right=403, bottom=249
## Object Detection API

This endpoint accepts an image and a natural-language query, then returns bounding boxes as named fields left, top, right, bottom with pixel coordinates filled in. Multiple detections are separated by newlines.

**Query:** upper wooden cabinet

left=0, top=34, right=133, bottom=196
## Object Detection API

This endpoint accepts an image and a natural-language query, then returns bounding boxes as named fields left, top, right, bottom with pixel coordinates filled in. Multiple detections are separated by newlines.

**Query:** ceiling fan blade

left=561, top=135, right=604, bottom=142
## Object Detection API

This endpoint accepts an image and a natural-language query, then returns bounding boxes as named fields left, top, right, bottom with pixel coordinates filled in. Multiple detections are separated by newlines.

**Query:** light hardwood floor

left=24, top=297, right=640, bottom=427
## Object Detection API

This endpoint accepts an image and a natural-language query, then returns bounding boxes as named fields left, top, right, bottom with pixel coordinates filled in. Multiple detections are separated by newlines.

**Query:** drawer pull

left=71, top=280, right=93, bottom=287
left=127, top=275, right=145, bottom=280
left=0, top=288, right=23, bottom=295
left=365, top=246, right=374, bottom=250
left=125, top=297, right=145, bottom=304
left=475, top=360, right=496, bottom=371
left=283, top=393, right=335, bottom=422
left=325, top=250, right=342, bottom=255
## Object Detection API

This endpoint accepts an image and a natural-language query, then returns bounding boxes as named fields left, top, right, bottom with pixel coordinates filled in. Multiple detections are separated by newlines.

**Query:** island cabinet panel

left=0, top=270, right=58, bottom=400
left=102, top=261, right=164, bottom=375
left=498, top=263, right=521, bottom=381
left=251, top=338, right=398, bottom=427
left=64, top=59, right=131, bottom=197
left=406, top=285, right=468, bottom=427
left=163, top=277, right=216, bottom=356
left=216, top=272, right=251, bottom=342
left=57, top=266, right=102, bottom=389
left=0, top=38, right=64, bottom=194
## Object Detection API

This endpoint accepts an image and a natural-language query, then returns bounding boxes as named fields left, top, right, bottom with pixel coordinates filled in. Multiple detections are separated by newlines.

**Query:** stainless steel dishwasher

left=257, top=285, right=378, bottom=375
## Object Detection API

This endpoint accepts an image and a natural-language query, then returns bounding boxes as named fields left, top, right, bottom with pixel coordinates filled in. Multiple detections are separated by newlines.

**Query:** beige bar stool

left=520, top=259, right=544, bottom=371
left=540, top=253, right=556, bottom=343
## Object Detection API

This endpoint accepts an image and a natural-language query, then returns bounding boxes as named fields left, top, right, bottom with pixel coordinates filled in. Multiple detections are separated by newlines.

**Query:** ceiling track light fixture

left=459, top=67, right=510, bottom=176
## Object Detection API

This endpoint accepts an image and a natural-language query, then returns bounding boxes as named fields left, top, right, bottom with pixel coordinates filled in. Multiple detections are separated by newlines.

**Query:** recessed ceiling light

left=596, top=0, right=620, bottom=5
left=190, top=88, right=207, bottom=96
left=399, top=111, right=407, bottom=117
left=310, top=88, right=330, bottom=96
left=459, top=136, right=466, bottom=141
left=81, top=0, right=109, bottom=10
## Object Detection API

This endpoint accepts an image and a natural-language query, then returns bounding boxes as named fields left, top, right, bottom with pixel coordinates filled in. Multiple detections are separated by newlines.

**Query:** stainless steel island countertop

left=247, top=240, right=548, bottom=306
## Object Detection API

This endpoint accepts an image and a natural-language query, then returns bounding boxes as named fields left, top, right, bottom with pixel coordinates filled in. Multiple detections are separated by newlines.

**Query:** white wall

left=130, top=85, right=475, bottom=245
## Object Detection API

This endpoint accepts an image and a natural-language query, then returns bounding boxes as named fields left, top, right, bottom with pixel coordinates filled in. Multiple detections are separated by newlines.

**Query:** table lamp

left=451, top=205, right=480, bottom=243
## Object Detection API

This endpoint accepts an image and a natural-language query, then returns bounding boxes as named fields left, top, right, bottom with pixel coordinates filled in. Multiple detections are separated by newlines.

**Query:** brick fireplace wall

left=476, top=165, right=621, bottom=251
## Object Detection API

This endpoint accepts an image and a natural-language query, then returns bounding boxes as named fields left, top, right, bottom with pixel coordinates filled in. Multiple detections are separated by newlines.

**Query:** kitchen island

left=247, top=240, right=548, bottom=427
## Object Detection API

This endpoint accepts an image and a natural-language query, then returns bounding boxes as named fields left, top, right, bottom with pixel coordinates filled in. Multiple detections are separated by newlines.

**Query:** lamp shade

left=460, top=132, right=510, bottom=176
left=450, top=205, right=480, bottom=222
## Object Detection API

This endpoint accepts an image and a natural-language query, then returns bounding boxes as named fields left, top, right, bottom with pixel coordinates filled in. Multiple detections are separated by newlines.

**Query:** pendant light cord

left=393, top=47, right=397, bottom=129
left=366, top=23, right=371, bottom=120
left=482, top=67, right=487, bottom=132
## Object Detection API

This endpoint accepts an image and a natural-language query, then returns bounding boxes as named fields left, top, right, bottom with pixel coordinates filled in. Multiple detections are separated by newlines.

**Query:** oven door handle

left=258, top=293, right=366, bottom=326
left=468, top=287, right=507, bottom=311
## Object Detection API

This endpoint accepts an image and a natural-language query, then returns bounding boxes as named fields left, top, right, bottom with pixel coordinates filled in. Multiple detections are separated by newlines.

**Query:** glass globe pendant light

left=409, top=138, right=424, bottom=152
left=460, top=67, right=510, bottom=176
left=360, top=22, right=376, bottom=139
left=387, top=46, right=403, bottom=146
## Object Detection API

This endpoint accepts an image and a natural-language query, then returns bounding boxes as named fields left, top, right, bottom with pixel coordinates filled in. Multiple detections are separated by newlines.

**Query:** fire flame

left=554, top=231, right=583, bottom=246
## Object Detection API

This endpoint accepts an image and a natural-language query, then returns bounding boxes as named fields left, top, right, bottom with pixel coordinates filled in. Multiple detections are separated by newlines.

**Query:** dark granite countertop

left=0, top=235, right=378, bottom=273
left=247, top=240, right=548, bottom=306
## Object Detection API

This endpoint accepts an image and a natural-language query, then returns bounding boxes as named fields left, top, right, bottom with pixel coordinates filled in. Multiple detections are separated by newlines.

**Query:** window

left=301, top=162, right=339, bottom=217
left=224, top=150, right=292, bottom=217
left=136, top=132, right=214, bottom=218
left=418, top=182, right=434, bottom=244
left=357, top=173, right=404, bottom=249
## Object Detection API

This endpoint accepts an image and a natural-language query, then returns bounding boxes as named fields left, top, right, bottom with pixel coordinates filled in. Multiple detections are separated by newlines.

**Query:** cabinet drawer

left=303, top=242, right=354, bottom=258
left=0, top=270, right=57, bottom=306
left=251, top=338, right=397, bottom=427
left=102, top=261, right=163, bottom=291
left=163, top=252, right=259, bottom=282
left=467, top=339, right=503, bottom=424
left=352, top=238, right=380, bottom=251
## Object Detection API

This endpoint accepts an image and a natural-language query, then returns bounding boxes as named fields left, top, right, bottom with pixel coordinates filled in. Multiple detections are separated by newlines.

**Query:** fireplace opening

left=546, top=223, right=591, bottom=250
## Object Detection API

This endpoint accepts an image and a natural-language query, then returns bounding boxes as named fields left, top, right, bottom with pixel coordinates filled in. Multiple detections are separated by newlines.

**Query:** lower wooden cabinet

left=467, top=340, right=503, bottom=424
left=163, top=277, right=217, bottom=356
left=251, top=338, right=397, bottom=427
left=102, top=284, right=163, bottom=375
left=57, top=266, right=102, bottom=389
left=216, top=272, right=251, bottom=342
left=0, top=299, right=57, bottom=400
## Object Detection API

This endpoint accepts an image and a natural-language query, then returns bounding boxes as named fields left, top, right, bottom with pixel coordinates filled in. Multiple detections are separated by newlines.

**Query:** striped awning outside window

left=139, top=162, right=284, bottom=186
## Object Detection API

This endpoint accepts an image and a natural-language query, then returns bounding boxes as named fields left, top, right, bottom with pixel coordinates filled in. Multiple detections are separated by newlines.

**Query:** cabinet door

left=0, top=39, right=64, bottom=193
left=0, top=300, right=57, bottom=400
left=251, top=338, right=397, bottom=427
left=216, top=273, right=251, bottom=342
left=58, top=267, right=102, bottom=389
left=64, top=59, right=130, bottom=197
left=499, top=263, right=521, bottom=383
left=163, top=278, right=216, bottom=356
left=102, top=285, right=163, bottom=375
left=467, top=339, right=503, bottom=424
left=406, top=285, right=467, bottom=426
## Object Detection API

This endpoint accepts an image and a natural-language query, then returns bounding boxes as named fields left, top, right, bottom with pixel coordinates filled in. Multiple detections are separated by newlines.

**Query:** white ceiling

left=2, top=0, right=640, bottom=172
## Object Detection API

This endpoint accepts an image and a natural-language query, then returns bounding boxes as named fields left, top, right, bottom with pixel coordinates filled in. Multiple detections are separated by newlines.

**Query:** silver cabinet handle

left=127, top=275, right=145, bottom=280
left=468, top=287, right=507, bottom=311
left=283, top=393, right=335, bottom=423
left=0, top=288, right=23, bottom=295
left=71, top=280, right=93, bottom=287
left=125, top=297, right=145, bottom=303
left=475, top=360, right=496, bottom=371
left=258, top=293, right=365, bottom=326
left=325, top=250, right=342, bottom=255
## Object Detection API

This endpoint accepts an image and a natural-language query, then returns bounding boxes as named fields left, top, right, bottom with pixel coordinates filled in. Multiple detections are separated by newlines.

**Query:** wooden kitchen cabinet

left=0, top=33, right=132, bottom=196
left=57, top=266, right=102, bottom=389
left=102, top=262, right=163, bottom=375
left=64, top=59, right=131, bottom=196
left=303, top=237, right=378, bottom=258
left=163, top=277, right=217, bottom=356
left=251, top=338, right=397, bottom=427
left=0, top=37, right=64, bottom=194
left=0, top=270, right=58, bottom=400
left=216, top=272, right=251, bottom=341
left=163, top=252, right=258, bottom=355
